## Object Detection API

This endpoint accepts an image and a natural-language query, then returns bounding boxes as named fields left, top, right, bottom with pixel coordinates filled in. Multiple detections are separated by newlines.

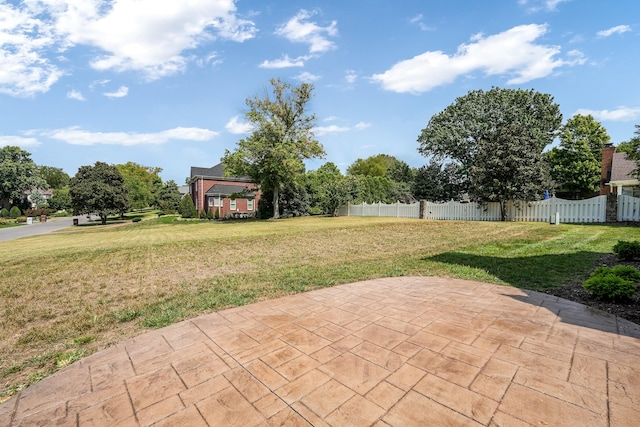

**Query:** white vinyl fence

left=619, top=195, right=640, bottom=222
left=340, top=201, right=420, bottom=219
left=339, top=196, right=612, bottom=223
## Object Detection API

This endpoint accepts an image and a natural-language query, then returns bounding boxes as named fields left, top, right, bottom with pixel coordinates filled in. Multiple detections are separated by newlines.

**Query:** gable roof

left=204, top=184, right=255, bottom=198
left=190, top=163, right=225, bottom=179
left=190, top=163, right=252, bottom=182
left=611, top=152, right=638, bottom=182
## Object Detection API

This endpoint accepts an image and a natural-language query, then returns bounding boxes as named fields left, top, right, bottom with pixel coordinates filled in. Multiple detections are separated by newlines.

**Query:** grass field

left=0, top=215, right=637, bottom=399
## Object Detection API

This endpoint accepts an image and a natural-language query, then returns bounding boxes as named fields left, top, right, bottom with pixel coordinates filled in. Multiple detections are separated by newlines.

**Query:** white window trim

left=214, top=196, right=222, bottom=207
left=230, top=199, right=237, bottom=211
left=247, top=199, right=254, bottom=211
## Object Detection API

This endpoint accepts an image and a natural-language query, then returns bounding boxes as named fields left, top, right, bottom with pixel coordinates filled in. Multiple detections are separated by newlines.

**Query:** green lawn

left=0, top=216, right=637, bottom=399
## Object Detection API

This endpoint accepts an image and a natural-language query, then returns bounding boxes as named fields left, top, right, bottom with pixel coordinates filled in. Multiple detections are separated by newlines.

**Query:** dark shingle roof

left=204, top=184, right=255, bottom=198
left=190, top=163, right=252, bottom=182
left=190, top=163, right=225, bottom=178
left=611, top=153, right=638, bottom=181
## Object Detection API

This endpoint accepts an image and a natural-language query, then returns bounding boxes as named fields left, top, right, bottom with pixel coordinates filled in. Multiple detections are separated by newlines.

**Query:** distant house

left=601, top=145, right=640, bottom=197
left=24, top=188, right=53, bottom=208
left=189, top=163, right=260, bottom=218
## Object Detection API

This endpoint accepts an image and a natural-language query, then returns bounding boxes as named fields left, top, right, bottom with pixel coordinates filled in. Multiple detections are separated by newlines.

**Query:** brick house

left=189, top=163, right=260, bottom=218
left=600, top=145, right=640, bottom=197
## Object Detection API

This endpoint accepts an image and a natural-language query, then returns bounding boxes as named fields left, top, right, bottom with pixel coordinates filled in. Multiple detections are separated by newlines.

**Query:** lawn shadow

left=427, top=251, right=600, bottom=290
left=427, top=251, right=640, bottom=339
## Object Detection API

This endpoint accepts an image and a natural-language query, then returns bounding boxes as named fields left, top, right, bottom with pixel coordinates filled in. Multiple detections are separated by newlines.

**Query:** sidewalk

left=1, top=277, right=639, bottom=426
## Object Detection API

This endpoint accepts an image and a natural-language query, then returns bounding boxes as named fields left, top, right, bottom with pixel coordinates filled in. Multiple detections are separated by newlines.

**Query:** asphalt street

left=0, top=217, right=83, bottom=243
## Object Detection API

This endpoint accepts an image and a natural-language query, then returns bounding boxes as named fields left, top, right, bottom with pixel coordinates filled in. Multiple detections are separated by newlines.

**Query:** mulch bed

left=542, top=254, right=640, bottom=326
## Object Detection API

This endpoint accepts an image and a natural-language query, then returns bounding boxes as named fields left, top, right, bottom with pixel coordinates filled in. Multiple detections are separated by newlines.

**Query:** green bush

left=613, top=240, right=640, bottom=261
left=177, top=195, right=197, bottom=218
left=214, top=207, right=220, bottom=219
left=199, top=209, right=207, bottom=219
left=583, top=265, right=639, bottom=302
left=9, top=206, right=21, bottom=219
left=15, top=216, right=28, bottom=223
left=132, top=218, right=141, bottom=222
left=207, top=209, right=214, bottom=220
left=0, top=207, right=8, bottom=218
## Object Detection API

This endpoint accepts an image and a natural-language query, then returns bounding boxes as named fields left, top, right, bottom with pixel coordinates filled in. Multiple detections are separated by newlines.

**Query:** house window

left=247, top=199, right=254, bottom=211
left=208, top=197, right=214, bottom=207
left=230, top=199, right=236, bottom=210
left=214, top=197, right=221, bottom=207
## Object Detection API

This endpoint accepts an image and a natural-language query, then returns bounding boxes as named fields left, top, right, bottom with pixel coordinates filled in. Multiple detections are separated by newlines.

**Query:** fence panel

left=619, top=195, right=640, bottom=222
left=339, top=195, right=609, bottom=223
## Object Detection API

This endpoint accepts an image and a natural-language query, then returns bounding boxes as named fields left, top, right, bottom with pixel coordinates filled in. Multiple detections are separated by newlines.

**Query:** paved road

left=0, top=217, right=83, bottom=242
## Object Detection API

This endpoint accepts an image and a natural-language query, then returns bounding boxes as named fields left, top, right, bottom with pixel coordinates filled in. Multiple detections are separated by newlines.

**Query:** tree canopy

left=155, top=180, right=182, bottom=212
left=617, top=125, right=640, bottom=179
left=38, top=166, right=70, bottom=189
left=546, top=114, right=609, bottom=199
left=417, top=87, right=561, bottom=219
left=116, top=162, right=162, bottom=210
left=222, top=78, right=325, bottom=219
left=69, top=162, right=130, bottom=224
left=0, top=146, right=45, bottom=207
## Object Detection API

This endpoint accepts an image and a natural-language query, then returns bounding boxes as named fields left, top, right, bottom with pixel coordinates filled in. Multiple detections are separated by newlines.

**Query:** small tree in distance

left=178, top=195, right=197, bottom=218
left=69, top=162, right=130, bottom=225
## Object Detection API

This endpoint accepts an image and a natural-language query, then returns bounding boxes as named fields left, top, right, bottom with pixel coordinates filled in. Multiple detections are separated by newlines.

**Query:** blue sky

left=1, top=0, right=639, bottom=184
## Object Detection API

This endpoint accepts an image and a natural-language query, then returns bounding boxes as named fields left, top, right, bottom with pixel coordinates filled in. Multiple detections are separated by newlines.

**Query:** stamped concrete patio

left=1, top=277, right=640, bottom=426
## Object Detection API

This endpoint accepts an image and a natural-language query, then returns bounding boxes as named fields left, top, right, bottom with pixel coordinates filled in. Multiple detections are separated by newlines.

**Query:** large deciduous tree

left=116, top=162, right=162, bottom=210
left=0, top=146, right=45, bottom=207
left=412, top=160, right=463, bottom=202
left=222, top=78, right=324, bottom=219
left=69, top=162, right=130, bottom=224
left=418, top=87, right=562, bottom=220
left=155, top=180, right=183, bottom=212
left=38, top=166, right=70, bottom=189
left=546, top=114, right=610, bottom=199
left=617, top=125, right=640, bottom=178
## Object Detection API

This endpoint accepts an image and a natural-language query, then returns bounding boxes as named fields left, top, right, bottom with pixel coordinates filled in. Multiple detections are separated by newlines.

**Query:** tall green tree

left=0, top=146, right=46, bottom=207
left=116, top=162, right=162, bottom=210
left=546, top=114, right=610, bottom=199
left=347, top=154, right=396, bottom=177
left=178, top=194, right=197, bottom=218
left=155, top=180, right=182, bottom=212
left=48, top=186, right=73, bottom=211
left=69, top=162, right=130, bottom=224
left=418, top=87, right=561, bottom=219
left=38, top=166, right=70, bottom=189
left=223, top=78, right=324, bottom=219
left=617, top=125, right=640, bottom=178
left=412, top=160, right=463, bottom=202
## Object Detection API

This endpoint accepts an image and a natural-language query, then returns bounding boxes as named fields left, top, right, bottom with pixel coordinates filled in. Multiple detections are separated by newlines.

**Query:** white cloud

left=345, top=70, right=358, bottom=84
left=355, top=122, right=371, bottom=130
left=408, top=13, right=432, bottom=31
left=0, top=0, right=256, bottom=94
left=45, top=126, right=219, bottom=146
left=314, top=125, right=350, bottom=136
left=324, top=116, right=338, bottom=122
left=519, top=0, right=570, bottom=12
left=225, top=116, right=254, bottom=134
left=0, top=2, right=63, bottom=96
left=67, top=89, right=85, bottom=101
left=575, top=107, right=640, bottom=122
left=597, top=25, right=631, bottom=37
left=0, top=135, right=41, bottom=148
left=103, top=86, right=129, bottom=98
left=294, top=71, right=321, bottom=82
left=275, top=9, right=338, bottom=53
left=259, top=55, right=308, bottom=69
left=372, top=24, right=583, bottom=94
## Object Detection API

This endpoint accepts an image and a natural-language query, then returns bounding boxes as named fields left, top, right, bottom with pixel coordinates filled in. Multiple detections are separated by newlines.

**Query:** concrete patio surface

left=1, top=277, right=640, bottom=426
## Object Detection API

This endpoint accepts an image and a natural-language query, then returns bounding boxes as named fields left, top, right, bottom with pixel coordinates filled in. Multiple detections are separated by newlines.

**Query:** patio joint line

left=192, top=319, right=314, bottom=425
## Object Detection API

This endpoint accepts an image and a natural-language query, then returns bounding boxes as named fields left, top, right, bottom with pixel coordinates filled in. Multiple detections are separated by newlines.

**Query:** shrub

left=15, top=216, right=28, bottom=223
left=132, top=218, right=141, bottom=222
left=199, top=209, right=207, bottom=219
left=9, top=206, right=21, bottom=219
left=214, top=208, right=220, bottom=219
left=177, top=195, right=197, bottom=218
left=207, top=209, right=214, bottom=220
left=583, top=265, right=639, bottom=302
left=613, top=240, right=640, bottom=261
left=0, top=207, right=8, bottom=218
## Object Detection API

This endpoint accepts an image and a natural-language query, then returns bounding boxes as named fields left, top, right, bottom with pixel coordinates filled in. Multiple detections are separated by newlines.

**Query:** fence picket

left=339, top=195, right=619, bottom=223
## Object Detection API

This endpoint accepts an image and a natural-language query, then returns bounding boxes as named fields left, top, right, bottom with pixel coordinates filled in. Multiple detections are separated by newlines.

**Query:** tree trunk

left=272, top=185, right=280, bottom=219
left=500, top=200, right=506, bottom=222
left=100, top=213, right=107, bottom=225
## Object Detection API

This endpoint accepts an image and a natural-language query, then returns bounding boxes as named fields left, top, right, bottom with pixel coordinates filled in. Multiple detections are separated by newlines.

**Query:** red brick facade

left=189, top=164, right=261, bottom=218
